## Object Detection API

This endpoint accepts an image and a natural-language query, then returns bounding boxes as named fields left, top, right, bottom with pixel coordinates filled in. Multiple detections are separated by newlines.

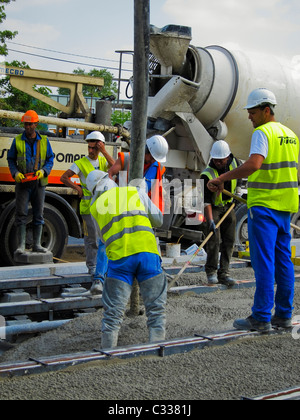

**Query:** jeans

left=248, top=206, right=295, bottom=322
left=15, top=182, right=45, bottom=226
left=101, top=253, right=167, bottom=343
left=94, top=239, right=108, bottom=282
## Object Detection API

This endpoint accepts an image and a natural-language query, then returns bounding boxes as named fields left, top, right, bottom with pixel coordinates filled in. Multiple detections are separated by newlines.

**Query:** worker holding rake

left=208, top=88, right=299, bottom=333
left=201, top=140, right=241, bottom=286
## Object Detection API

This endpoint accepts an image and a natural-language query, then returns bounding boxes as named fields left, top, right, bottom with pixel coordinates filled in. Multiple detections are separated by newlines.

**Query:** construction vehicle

left=146, top=24, right=300, bottom=244
left=1, top=25, right=300, bottom=265
left=0, top=67, right=128, bottom=266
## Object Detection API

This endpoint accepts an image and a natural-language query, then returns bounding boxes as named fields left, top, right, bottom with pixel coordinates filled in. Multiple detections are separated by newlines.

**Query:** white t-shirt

left=249, top=130, right=268, bottom=158
left=70, top=156, right=108, bottom=185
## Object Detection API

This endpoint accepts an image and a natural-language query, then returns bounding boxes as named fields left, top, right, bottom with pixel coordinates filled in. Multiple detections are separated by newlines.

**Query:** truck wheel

left=235, top=204, right=248, bottom=246
left=0, top=203, right=68, bottom=266
left=291, top=210, right=300, bottom=239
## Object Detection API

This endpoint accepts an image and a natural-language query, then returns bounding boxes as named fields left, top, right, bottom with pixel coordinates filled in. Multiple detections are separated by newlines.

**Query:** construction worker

left=108, top=135, right=169, bottom=213
left=207, top=88, right=299, bottom=333
left=7, top=110, right=54, bottom=255
left=201, top=140, right=241, bottom=286
left=60, top=131, right=115, bottom=280
left=87, top=170, right=167, bottom=349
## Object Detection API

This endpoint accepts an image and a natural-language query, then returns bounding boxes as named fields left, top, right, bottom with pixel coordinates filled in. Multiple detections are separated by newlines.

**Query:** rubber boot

left=15, top=225, right=27, bottom=254
left=32, top=225, right=48, bottom=253
left=149, top=328, right=166, bottom=343
left=101, top=331, right=119, bottom=349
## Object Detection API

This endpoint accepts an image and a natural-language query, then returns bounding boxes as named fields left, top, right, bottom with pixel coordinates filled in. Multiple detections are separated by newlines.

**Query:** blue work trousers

left=248, top=206, right=295, bottom=322
left=15, top=182, right=45, bottom=226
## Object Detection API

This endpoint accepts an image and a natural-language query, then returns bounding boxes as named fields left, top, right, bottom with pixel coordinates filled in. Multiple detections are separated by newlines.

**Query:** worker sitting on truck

left=108, top=135, right=169, bottom=213
left=207, top=88, right=299, bottom=333
left=60, top=131, right=115, bottom=283
left=7, top=110, right=54, bottom=255
left=201, top=140, right=241, bottom=286
left=87, top=170, right=167, bottom=349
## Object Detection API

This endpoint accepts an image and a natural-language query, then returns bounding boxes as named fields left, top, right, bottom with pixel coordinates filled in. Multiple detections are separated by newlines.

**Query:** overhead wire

left=7, top=48, right=133, bottom=73
left=7, top=41, right=133, bottom=65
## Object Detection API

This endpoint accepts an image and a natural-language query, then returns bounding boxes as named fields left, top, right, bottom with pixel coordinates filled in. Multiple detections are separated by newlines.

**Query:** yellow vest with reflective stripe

left=90, top=186, right=160, bottom=261
left=16, top=134, right=49, bottom=186
left=248, top=122, right=299, bottom=213
left=202, top=159, right=238, bottom=207
left=75, top=156, right=108, bottom=215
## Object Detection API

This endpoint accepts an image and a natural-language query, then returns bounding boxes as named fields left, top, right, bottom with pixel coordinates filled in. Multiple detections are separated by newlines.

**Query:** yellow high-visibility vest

left=75, top=156, right=108, bottom=215
left=16, top=134, right=49, bottom=186
left=91, top=186, right=160, bottom=261
left=202, top=158, right=238, bottom=207
left=248, top=122, right=299, bottom=213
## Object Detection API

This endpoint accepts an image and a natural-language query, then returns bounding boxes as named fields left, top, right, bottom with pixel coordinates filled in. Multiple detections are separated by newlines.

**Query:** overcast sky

left=1, top=0, right=300, bottom=89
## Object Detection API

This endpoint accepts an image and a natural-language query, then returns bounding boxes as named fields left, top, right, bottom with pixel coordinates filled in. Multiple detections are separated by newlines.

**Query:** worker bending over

left=60, top=131, right=114, bottom=283
left=7, top=110, right=54, bottom=255
left=108, top=135, right=168, bottom=213
left=87, top=170, right=167, bottom=349
left=201, top=140, right=241, bottom=286
left=208, top=88, right=299, bottom=333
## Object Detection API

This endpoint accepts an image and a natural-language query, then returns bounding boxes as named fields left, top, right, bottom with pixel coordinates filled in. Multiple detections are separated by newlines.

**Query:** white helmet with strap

left=146, top=135, right=169, bottom=163
left=210, top=140, right=231, bottom=159
left=86, top=170, right=118, bottom=204
left=244, top=88, right=277, bottom=110
left=85, top=131, right=105, bottom=143
left=86, top=170, right=108, bottom=194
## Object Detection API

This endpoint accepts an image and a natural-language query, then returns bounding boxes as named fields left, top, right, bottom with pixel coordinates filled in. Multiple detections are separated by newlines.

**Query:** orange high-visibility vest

left=119, top=152, right=166, bottom=213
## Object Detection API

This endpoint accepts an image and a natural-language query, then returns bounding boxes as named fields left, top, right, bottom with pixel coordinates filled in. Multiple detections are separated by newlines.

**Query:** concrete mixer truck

left=147, top=24, right=300, bottom=245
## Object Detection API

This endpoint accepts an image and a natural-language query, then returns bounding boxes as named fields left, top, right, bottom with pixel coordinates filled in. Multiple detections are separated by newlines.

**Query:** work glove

left=36, top=170, right=45, bottom=180
left=209, top=220, right=216, bottom=234
left=15, top=172, right=25, bottom=183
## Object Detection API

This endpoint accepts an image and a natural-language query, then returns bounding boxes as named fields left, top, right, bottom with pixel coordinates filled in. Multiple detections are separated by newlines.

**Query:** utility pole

left=129, top=0, right=150, bottom=184
left=128, top=0, right=150, bottom=316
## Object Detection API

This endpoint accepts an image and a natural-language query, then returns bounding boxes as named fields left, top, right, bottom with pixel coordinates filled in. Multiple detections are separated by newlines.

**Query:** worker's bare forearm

left=60, top=172, right=82, bottom=196
left=102, top=150, right=115, bottom=168
left=218, top=155, right=264, bottom=183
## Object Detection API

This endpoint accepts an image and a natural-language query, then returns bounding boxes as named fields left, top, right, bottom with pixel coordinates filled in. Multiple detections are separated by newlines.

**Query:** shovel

left=168, top=202, right=236, bottom=290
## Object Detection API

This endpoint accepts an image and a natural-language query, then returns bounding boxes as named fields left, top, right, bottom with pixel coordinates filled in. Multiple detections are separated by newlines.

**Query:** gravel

left=0, top=265, right=299, bottom=400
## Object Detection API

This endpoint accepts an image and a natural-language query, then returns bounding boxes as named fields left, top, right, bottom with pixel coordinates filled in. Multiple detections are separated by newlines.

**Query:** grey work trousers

left=205, top=204, right=236, bottom=279
left=82, top=213, right=101, bottom=276
left=15, top=182, right=45, bottom=226
left=101, top=273, right=167, bottom=348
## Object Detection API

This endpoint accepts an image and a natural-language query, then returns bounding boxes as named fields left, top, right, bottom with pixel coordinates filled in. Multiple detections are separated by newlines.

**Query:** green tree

left=111, top=110, right=131, bottom=126
left=0, top=0, right=17, bottom=56
left=58, top=68, right=118, bottom=99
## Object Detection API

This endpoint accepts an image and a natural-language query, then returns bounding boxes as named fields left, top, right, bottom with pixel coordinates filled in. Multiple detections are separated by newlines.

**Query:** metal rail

left=0, top=323, right=299, bottom=379
left=0, top=268, right=299, bottom=329
left=242, top=386, right=300, bottom=400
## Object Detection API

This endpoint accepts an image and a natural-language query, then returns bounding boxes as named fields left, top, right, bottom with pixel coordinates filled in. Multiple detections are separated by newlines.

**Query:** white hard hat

left=146, top=135, right=169, bottom=163
left=86, top=170, right=118, bottom=204
left=85, top=131, right=105, bottom=143
left=244, top=88, right=277, bottom=110
left=123, top=120, right=132, bottom=131
left=86, top=170, right=108, bottom=194
left=210, top=140, right=231, bottom=159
